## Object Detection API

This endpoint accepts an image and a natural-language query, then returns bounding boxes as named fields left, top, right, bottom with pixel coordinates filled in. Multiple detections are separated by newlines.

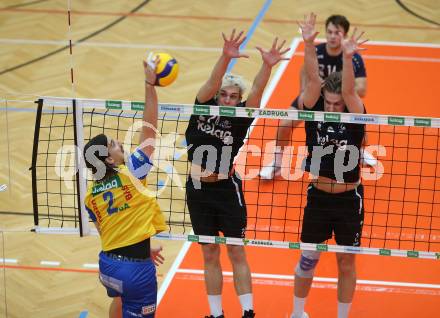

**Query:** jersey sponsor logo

left=258, top=109, right=288, bottom=117
left=218, top=119, right=232, bottom=129
left=121, top=185, right=133, bottom=201
left=316, top=122, right=348, bottom=151
left=92, top=175, right=122, bottom=196
left=90, top=198, right=102, bottom=223
left=142, top=304, right=156, bottom=315
left=116, top=202, right=130, bottom=212
left=197, top=115, right=233, bottom=145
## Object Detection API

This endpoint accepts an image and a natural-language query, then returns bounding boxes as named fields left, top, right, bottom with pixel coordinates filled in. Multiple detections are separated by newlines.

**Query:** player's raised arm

left=298, top=13, right=321, bottom=109
left=196, top=29, right=248, bottom=103
left=139, top=55, right=159, bottom=158
left=245, top=37, right=290, bottom=108
left=342, top=28, right=367, bottom=114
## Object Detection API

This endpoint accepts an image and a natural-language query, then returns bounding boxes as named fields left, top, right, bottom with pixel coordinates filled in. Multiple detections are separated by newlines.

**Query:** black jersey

left=185, top=98, right=254, bottom=175
left=303, top=96, right=365, bottom=183
left=316, top=43, right=366, bottom=79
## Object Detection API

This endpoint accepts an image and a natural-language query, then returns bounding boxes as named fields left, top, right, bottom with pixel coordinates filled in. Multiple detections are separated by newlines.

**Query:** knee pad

left=295, top=250, right=321, bottom=278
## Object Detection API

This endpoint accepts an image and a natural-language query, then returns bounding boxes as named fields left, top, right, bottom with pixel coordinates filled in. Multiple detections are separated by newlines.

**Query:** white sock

left=239, top=293, right=253, bottom=312
left=337, top=301, right=352, bottom=318
left=293, top=296, right=306, bottom=318
left=274, top=151, right=283, bottom=168
left=207, top=294, right=222, bottom=317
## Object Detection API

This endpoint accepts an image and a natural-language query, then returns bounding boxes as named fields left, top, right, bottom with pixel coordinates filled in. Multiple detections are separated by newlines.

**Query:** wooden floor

left=0, top=0, right=439, bottom=317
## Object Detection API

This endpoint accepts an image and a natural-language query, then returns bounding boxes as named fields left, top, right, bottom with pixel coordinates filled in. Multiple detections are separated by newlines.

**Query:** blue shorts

left=99, top=251, right=157, bottom=317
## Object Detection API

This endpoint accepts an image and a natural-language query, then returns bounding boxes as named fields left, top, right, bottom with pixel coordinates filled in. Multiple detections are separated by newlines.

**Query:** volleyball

left=149, top=52, right=179, bottom=87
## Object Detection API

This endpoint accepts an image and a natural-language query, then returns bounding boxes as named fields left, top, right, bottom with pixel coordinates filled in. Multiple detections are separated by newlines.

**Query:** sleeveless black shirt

left=185, top=98, right=254, bottom=174
left=302, top=96, right=365, bottom=183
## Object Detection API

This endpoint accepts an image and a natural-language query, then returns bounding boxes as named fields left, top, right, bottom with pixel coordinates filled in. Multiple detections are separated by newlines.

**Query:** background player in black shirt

left=185, top=29, right=289, bottom=318
left=259, top=14, right=374, bottom=180
left=290, top=13, right=367, bottom=318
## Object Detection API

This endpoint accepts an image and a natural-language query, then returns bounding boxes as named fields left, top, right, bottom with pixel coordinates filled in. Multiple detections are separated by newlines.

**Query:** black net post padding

left=31, top=98, right=44, bottom=226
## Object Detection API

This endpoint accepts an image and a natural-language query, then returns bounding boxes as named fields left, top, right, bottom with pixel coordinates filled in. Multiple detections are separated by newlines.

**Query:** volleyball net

left=31, top=96, right=440, bottom=259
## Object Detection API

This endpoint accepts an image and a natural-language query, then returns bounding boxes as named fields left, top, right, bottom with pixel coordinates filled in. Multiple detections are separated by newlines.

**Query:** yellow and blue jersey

left=85, top=148, right=167, bottom=251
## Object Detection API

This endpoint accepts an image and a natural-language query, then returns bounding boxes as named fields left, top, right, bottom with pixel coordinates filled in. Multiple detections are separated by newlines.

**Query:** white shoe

left=259, top=161, right=281, bottom=179
left=360, top=148, right=377, bottom=167
left=290, top=312, right=309, bottom=318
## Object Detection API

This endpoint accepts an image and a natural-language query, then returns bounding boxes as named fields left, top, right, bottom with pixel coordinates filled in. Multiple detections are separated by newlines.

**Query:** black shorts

left=186, top=173, right=247, bottom=238
left=301, top=183, right=364, bottom=246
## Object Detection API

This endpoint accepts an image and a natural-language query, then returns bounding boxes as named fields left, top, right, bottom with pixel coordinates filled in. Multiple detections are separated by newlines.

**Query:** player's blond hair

left=220, top=73, right=247, bottom=96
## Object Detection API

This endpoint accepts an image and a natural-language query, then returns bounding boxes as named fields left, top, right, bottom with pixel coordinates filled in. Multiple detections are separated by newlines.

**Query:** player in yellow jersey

left=83, top=56, right=166, bottom=318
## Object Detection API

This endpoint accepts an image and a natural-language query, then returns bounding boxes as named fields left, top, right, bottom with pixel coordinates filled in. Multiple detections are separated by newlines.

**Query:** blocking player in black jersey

left=290, top=13, right=367, bottom=318
left=259, top=14, right=375, bottom=180
left=185, top=29, right=289, bottom=318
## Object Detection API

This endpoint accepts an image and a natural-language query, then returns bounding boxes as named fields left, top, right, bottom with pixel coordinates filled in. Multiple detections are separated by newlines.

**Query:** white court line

left=82, top=263, right=99, bottom=269
left=0, top=38, right=224, bottom=53
left=157, top=239, right=192, bottom=305
left=40, top=260, right=61, bottom=266
left=0, top=258, right=18, bottom=264
left=177, top=268, right=440, bottom=290
left=1, top=38, right=439, bottom=55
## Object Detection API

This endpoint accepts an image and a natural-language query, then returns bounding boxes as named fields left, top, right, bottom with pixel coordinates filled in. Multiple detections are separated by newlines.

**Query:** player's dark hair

left=323, top=71, right=342, bottom=94
left=325, top=15, right=350, bottom=34
left=83, top=134, right=116, bottom=181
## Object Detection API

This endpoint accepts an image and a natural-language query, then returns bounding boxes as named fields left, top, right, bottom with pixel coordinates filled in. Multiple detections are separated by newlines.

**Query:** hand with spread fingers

left=298, top=12, right=319, bottom=44
left=222, top=29, right=249, bottom=59
left=342, top=27, right=368, bottom=57
left=256, top=37, right=290, bottom=67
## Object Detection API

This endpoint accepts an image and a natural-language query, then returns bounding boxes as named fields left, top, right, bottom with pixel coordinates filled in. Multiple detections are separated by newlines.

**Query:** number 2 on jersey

left=103, top=191, right=118, bottom=215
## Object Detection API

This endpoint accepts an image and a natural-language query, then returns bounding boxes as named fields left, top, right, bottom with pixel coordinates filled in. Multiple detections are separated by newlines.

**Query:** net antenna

left=72, top=99, right=90, bottom=235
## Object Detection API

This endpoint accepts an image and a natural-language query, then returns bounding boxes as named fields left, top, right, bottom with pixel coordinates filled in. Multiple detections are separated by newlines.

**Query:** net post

left=72, top=99, right=90, bottom=236
left=31, top=99, right=44, bottom=227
